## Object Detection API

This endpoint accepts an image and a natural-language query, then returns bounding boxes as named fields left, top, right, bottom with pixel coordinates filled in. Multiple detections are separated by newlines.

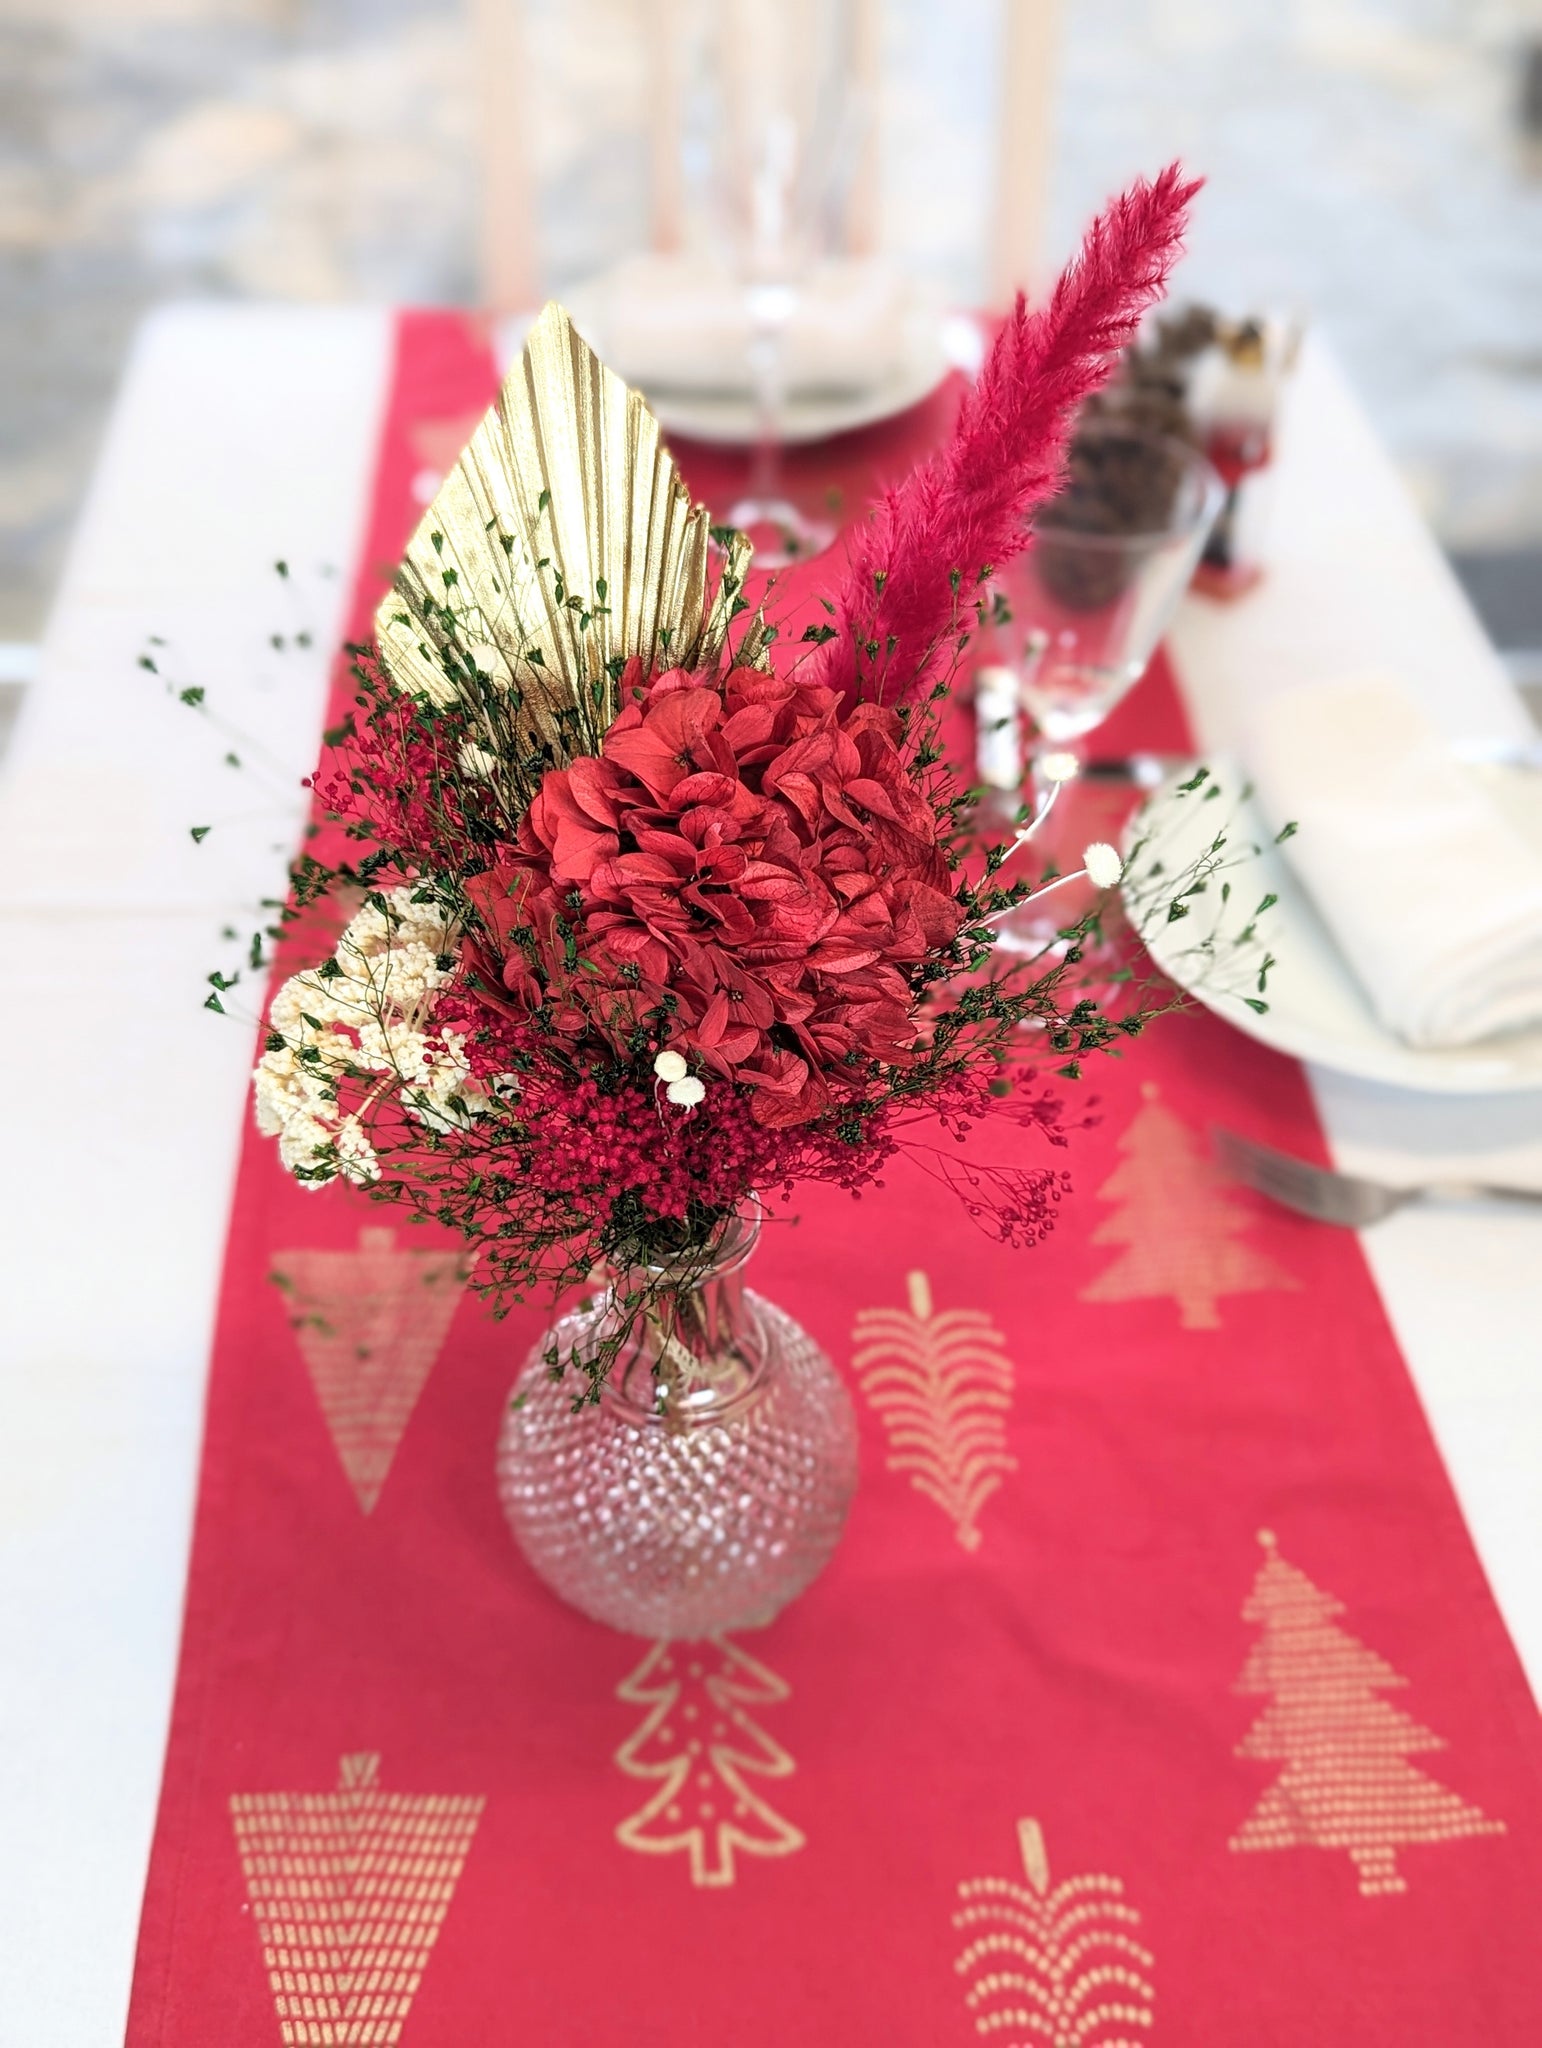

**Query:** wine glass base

left=725, top=495, right=835, bottom=570
left=989, top=908, right=1076, bottom=961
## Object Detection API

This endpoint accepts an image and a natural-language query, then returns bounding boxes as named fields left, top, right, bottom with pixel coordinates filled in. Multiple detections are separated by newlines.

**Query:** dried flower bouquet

left=250, top=165, right=1214, bottom=1399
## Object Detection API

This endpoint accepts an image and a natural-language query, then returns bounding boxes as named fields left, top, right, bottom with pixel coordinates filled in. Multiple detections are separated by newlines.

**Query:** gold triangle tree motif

left=851, top=1270, right=1016, bottom=1550
left=614, top=1636, right=805, bottom=1887
left=952, top=1816, right=1155, bottom=2046
left=271, top=1228, right=471, bottom=1512
left=229, top=1752, right=484, bottom=2045
left=1079, top=1082, right=1299, bottom=1330
left=1229, top=1530, right=1505, bottom=1895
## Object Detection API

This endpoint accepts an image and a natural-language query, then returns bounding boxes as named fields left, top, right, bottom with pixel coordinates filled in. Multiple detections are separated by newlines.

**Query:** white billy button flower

left=1039, top=751, right=1081, bottom=784
left=665, top=1075, right=706, bottom=1108
left=1083, top=841, right=1124, bottom=890
left=652, top=1050, right=688, bottom=1084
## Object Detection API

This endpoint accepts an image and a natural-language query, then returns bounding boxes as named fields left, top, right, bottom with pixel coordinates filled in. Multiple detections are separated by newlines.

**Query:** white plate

left=561, top=279, right=957, bottom=447
left=1126, top=757, right=1542, bottom=1094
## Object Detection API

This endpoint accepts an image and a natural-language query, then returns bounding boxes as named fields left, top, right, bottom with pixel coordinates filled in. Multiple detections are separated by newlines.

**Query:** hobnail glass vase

left=496, top=1204, right=858, bottom=1638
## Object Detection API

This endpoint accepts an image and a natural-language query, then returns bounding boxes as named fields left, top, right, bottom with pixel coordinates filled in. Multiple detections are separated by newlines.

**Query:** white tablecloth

left=1, top=308, right=1538, bottom=2046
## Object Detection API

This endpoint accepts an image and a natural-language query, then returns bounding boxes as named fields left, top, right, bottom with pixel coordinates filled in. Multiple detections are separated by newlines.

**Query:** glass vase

left=496, top=1203, right=858, bottom=1638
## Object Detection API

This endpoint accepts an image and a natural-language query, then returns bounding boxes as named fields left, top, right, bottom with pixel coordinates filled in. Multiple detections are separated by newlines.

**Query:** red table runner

left=127, top=312, right=1542, bottom=2047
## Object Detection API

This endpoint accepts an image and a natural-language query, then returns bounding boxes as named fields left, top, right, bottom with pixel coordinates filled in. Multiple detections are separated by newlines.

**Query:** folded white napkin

left=1247, top=675, right=1542, bottom=1048
left=596, top=253, right=907, bottom=397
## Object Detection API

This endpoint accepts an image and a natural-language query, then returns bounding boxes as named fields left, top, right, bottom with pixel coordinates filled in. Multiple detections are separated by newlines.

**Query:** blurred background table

left=1, top=302, right=1539, bottom=2044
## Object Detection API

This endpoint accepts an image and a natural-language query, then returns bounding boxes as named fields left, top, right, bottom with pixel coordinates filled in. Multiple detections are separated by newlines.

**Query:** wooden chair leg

left=990, top=0, right=1064, bottom=308
left=472, top=0, right=539, bottom=312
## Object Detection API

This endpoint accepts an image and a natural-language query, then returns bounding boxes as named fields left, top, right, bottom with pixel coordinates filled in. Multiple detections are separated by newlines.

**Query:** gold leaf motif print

left=230, top=1753, right=484, bottom=2045
left=1229, top=1530, right=1505, bottom=1895
left=953, top=1817, right=1155, bottom=2046
left=852, top=1270, right=1016, bottom=1550
left=614, top=1636, right=804, bottom=1887
left=272, top=1228, right=470, bottom=1512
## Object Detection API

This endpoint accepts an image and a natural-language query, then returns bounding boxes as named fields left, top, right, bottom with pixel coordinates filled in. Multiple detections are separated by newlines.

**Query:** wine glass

left=981, top=422, right=1223, bottom=951
left=708, top=0, right=865, bottom=566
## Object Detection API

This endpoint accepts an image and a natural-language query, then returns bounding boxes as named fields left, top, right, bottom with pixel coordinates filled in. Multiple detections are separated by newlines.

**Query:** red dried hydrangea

left=462, top=661, right=963, bottom=1127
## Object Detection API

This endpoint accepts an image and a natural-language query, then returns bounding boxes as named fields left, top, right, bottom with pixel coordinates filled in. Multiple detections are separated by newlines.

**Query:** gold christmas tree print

left=1079, top=1082, right=1298, bottom=1330
left=851, top=1270, right=1016, bottom=1550
left=952, top=1817, right=1155, bottom=2046
left=229, top=1752, right=484, bottom=2045
left=271, top=1227, right=471, bottom=1511
left=614, top=1637, right=805, bottom=1886
left=1229, top=1530, right=1505, bottom=1896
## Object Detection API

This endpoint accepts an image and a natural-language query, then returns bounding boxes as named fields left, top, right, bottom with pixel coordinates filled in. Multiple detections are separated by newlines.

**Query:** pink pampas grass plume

left=813, top=162, right=1201, bottom=703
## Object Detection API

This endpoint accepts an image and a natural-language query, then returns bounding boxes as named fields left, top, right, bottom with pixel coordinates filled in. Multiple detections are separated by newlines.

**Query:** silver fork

left=1213, top=1128, right=1542, bottom=1228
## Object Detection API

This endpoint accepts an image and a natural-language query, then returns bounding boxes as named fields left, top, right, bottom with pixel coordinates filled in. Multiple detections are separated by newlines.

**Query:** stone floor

left=3, top=0, right=1541, bottom=653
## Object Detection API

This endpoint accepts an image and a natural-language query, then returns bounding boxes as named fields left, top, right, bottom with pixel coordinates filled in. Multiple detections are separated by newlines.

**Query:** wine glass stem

left=746, top=283, right=793, bottom=503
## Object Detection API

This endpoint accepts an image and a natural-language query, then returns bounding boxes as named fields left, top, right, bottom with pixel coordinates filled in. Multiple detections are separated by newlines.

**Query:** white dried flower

left=653, top=1049, right=688, bottom=1083
left=334, top=1114, right=381, bottom=1185
left=1040, top=751, right=1081, bottom=784
left=665, top=1075, right=706, bottom=1108
left=253, top=885, right=492, bottom=1189
left=1083, top=841, right=1124, bottom=890
left=457, top=741, right=500, bottom=780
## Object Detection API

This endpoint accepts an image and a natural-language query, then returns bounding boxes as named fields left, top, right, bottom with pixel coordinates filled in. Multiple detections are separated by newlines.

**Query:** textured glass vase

left=496, top=1206, right=857, bottom=1638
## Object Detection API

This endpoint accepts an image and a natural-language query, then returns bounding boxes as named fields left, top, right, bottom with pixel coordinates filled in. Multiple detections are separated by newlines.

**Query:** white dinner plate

left=561, top=279, right=957, bottom=447
left=1125, top=756, right=1542, bottom=1094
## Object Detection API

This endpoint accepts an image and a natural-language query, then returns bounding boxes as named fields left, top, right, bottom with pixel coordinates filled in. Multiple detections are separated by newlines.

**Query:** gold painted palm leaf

left=374, top=302, right=748, bottom=809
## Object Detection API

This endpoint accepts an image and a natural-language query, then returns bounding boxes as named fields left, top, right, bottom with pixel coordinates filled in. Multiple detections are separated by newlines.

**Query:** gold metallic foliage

left=374, top=303, right=750, bottom=799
